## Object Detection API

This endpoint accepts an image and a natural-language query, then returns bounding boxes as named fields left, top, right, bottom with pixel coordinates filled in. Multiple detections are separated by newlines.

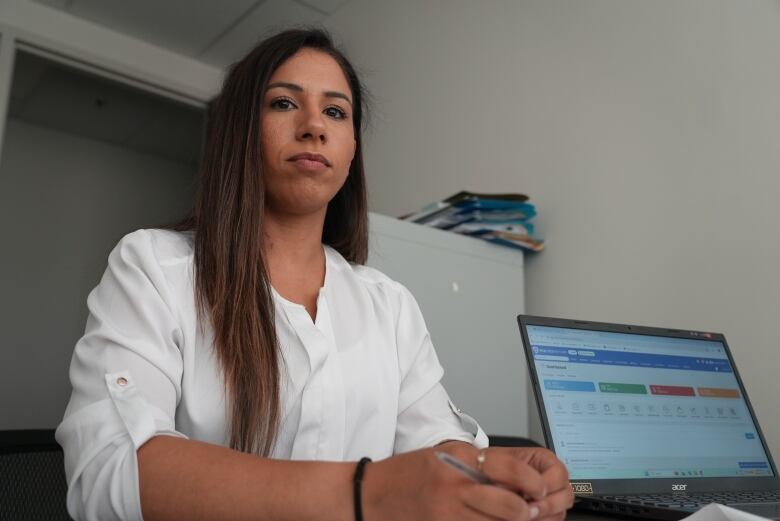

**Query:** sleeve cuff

left=447, top=399, right=489, bottom=448
left=105, top=371, right=187, bottom=448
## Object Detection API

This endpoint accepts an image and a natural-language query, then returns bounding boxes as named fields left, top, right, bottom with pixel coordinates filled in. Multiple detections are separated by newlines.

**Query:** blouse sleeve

left=55, top=230, right=187, bottom=521
left=392, top=284, right=489, bottom=454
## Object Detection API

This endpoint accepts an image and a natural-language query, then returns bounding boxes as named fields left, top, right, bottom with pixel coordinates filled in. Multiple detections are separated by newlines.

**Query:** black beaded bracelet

left=353, top=457, right=372, bottom=521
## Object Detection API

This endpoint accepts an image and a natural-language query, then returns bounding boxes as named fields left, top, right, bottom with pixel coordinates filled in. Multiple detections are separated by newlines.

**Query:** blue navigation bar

left=532, top=345, right=732, bottom=373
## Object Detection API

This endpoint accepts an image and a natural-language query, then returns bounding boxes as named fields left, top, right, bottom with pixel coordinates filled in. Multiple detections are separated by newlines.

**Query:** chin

left=268, top=193, right=335, bottom=217
left=265, top=173, right=347, bottom=216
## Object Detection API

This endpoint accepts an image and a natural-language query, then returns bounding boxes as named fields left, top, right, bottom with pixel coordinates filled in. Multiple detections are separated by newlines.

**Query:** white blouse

left=55, top=229, right=488, bottom=521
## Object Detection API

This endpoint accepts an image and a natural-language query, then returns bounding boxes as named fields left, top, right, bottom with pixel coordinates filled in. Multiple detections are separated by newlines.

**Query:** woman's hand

left=362, top=443, right=573, bottom=521
left=484, top=446, right=574, bottom=521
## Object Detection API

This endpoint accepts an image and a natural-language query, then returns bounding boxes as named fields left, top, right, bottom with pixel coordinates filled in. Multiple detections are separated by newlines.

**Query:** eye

left=324, top=106, right=348, bottom=120
left=270, top=97, right=297, bottom=110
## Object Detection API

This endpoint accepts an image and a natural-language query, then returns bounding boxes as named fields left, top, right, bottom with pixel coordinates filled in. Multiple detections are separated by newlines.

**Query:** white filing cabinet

left=367, top=212, right=528, bottom=437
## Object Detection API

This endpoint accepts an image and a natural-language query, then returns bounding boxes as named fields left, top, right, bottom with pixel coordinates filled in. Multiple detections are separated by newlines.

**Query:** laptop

left=517, top=315, right=780, bottom=520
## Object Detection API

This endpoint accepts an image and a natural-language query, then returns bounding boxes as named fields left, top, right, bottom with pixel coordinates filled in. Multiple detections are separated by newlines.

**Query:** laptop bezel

left=518, top=314, right=780, bottom=495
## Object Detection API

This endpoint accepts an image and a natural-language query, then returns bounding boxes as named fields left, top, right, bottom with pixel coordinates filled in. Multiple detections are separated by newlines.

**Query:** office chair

left=0, top=429, right=72, bottom=520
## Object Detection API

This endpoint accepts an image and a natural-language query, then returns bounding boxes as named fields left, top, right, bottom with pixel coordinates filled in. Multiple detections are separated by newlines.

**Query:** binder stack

left=400, top=191, right=544, bottom=252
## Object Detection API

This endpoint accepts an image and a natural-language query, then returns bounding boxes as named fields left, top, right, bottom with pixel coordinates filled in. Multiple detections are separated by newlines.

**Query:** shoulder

left=99, top=229, right=195, bottom=316
left=112, top=228, right=194, bottom=268
left=324, top=245, right=415, bottom=304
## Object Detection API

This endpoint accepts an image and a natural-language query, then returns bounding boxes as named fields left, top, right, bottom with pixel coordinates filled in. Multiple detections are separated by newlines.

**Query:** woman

left=56, top=28, right=573, bottom=521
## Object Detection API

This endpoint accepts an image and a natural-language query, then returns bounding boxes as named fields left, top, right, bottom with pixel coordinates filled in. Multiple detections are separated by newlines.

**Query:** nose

left=296, top=105, right=327, bottom=144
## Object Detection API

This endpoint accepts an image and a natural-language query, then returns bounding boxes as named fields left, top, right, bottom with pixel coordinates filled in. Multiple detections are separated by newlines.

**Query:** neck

left=263, top=208, right=328, bottom=302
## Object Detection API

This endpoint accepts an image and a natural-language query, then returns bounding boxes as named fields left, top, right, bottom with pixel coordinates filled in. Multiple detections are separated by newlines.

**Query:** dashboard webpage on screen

left=527, top=325, right=772, bottom=480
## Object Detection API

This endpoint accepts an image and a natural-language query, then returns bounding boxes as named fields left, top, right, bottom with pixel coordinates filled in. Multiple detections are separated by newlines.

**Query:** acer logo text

left=672, top=484, right=687, bottom=491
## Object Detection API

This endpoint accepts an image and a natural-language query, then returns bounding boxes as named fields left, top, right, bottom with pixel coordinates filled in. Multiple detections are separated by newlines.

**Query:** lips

left=287, top=152, right=331, bottom=167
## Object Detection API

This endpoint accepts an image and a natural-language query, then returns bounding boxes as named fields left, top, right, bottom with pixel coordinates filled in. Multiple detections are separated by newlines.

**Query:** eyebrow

left=266, top=81, right=352, bottom=106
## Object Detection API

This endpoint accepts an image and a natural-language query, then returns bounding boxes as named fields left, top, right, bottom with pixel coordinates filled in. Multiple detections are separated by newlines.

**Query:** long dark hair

left=173, top=28, right=368, bottom=455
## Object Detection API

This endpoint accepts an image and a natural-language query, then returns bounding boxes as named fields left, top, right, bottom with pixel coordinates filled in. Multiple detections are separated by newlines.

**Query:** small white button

left=116, top=377, right=128, bottom=387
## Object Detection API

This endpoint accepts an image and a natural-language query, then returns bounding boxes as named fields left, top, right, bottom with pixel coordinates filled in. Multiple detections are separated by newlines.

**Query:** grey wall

left=0, top=119, right=195, bottom=429
left=326, top=0, right=780, bottom=456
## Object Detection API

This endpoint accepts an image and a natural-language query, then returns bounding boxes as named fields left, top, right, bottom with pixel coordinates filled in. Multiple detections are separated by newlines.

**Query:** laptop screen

left=526, top=324, right=774, bottom=480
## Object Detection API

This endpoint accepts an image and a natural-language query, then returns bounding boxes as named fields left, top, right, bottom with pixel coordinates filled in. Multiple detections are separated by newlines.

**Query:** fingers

left=501, top=447, right=571, bottom=497
left=529, top=486, right=575, bottom=519
left=517, top=447, right=564, bottom=473
left=480, top=453, right=547, bottom=501
left=486, top=447, right=573, bottom=519
left=536, top=512, right=567, bottom=521
left=522, top=449, right=573, bottom=518
left=538, top=454, right=570, bottom=494
left=461, top=484, right=535, bottom=521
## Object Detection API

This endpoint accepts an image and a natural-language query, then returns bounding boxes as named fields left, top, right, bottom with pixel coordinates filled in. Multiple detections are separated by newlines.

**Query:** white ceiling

left=29, top=0, right=350, bottom=68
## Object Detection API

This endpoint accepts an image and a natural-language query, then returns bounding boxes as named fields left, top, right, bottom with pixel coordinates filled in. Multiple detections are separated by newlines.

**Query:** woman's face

left=260, top=48, right=356, bottom=217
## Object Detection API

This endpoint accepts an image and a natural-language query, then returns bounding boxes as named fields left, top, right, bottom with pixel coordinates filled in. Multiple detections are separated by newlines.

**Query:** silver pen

left=435, top=451, right=498, bottom=485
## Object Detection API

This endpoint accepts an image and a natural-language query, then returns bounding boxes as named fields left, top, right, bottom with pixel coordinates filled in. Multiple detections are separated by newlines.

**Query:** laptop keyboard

left=604, top=491, right=780, bottom=510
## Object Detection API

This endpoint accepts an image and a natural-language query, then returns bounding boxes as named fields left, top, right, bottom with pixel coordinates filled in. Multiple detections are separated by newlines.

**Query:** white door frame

left=0, top=0, right=224, bottom=156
